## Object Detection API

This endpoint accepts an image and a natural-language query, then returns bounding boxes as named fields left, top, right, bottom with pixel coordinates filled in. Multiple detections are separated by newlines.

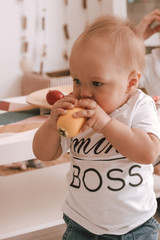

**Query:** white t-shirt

left=61, top=89, right=160, bottom=235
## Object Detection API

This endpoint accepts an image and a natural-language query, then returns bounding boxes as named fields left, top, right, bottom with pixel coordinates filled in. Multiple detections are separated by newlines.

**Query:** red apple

left=46, top=90, right=64, bottom=105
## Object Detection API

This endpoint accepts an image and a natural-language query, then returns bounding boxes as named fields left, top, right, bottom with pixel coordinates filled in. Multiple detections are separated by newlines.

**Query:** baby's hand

left=74, top=99, right=111, bottom=133
left=49, top=95, right=78, bottom=127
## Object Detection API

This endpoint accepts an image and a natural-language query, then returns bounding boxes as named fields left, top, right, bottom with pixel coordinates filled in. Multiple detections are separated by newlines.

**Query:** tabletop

left=0, top=96, right=49, bottom=165
left=0, top=85, right=73, bottom=165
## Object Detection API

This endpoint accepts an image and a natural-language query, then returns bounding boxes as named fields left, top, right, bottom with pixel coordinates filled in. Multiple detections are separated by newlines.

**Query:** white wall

left=0, top=0, right=21, bottom=98
left=0, top=0, right=127, bottom=99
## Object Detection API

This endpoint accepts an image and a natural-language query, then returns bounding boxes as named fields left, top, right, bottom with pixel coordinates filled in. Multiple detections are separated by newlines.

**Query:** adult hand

left=136, top=9, right=160, bottom=40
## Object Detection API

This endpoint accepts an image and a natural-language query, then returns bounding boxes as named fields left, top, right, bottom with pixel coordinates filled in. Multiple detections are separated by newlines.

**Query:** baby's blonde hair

left=76, top=15, right=145, bottom=73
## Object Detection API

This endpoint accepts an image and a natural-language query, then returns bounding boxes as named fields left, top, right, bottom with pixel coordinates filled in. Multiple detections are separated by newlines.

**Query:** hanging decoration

left=98, top=0, right=103, bottom=15
left=82, top=0, right=89, bottom=28
left=18, top=0, right=105, bottom=74
left=63, top=0, right=70, bottom=61
left=83, top=0, right=87, bottom=9
left=39, top=0, right=47, bottom=75
left=19, top=0, right=33, bottom=73
left=18, top=0, right=47, bottom=74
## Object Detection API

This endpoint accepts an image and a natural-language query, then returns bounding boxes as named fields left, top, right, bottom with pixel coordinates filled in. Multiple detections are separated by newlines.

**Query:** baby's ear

left=127, top=71, right=141, bottom=93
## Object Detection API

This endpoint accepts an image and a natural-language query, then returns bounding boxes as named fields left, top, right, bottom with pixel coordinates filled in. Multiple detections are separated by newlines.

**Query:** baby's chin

left=103, top=106, right=117, bottom=115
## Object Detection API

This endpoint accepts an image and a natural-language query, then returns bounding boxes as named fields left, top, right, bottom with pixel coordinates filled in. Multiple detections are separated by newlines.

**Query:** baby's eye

left=73, top=78, right=81, bottom=85
left=93, top=81, right=103, bottom=87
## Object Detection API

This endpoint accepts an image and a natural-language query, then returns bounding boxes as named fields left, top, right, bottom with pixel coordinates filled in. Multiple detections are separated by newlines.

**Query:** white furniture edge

left=0, top=129, right=37, bottom=165
left=0, top=162, right=70, bottom=239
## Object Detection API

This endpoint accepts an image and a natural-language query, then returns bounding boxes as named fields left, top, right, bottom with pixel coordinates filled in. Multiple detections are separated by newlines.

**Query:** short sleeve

left=132, top=98, right=160, bottom=139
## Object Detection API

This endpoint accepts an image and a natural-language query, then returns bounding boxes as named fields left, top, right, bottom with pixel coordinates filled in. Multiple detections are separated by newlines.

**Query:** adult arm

left=136, top=9, right=160, bottom=40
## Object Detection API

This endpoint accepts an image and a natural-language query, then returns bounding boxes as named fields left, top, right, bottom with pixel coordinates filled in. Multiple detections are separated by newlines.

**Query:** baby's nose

left=80, top=88, right=92, bottom=98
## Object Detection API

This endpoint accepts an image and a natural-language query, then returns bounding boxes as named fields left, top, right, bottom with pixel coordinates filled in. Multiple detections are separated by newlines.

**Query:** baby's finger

left=50, top=107, right=67, bottom=122
left=73, top=109, right=94, bottom=118
left=77, top=99, right=97, bottom=109
left=53, top=101, right=75, bottom=110
left=52, top=95, right=77, bottom=109
left=63, top=95, right=78, bottom=104
left=80, top=118, right=95, bottom=132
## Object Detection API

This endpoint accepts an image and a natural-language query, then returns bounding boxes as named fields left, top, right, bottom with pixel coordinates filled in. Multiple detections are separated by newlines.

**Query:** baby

left=33, top=15, right=160, bottom=239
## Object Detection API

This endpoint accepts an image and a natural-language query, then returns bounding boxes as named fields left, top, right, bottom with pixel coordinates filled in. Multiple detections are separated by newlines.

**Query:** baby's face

left=70, top=38, right=130, bottom=114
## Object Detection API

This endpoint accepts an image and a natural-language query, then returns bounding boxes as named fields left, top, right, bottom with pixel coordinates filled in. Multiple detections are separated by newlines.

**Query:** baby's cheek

left=72, top=91, right=79, bottom=100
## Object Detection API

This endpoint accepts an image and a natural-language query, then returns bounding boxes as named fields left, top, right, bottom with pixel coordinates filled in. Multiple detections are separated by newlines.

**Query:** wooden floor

left=4, top=224, right=66, bottom=240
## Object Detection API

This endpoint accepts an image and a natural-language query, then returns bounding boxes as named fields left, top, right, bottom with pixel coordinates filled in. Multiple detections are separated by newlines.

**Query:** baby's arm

left=33, top=95, right=77, bottom=161
left=75, top=99, right=160, bottom=165
left=103, top=119, right=160, bottom=165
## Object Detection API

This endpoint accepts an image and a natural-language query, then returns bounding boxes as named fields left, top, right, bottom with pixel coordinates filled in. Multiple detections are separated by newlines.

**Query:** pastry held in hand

left=57, top=107, right=86, bottom=137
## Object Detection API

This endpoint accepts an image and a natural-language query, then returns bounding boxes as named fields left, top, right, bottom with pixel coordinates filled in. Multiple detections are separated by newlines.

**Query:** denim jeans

left=157, top=198, right=160, bottom=212
left=62, top=214, right=160, bottom=240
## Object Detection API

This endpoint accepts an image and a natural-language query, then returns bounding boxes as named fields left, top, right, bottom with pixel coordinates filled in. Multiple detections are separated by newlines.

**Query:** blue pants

left=62, top=214, right=160, bottom=240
